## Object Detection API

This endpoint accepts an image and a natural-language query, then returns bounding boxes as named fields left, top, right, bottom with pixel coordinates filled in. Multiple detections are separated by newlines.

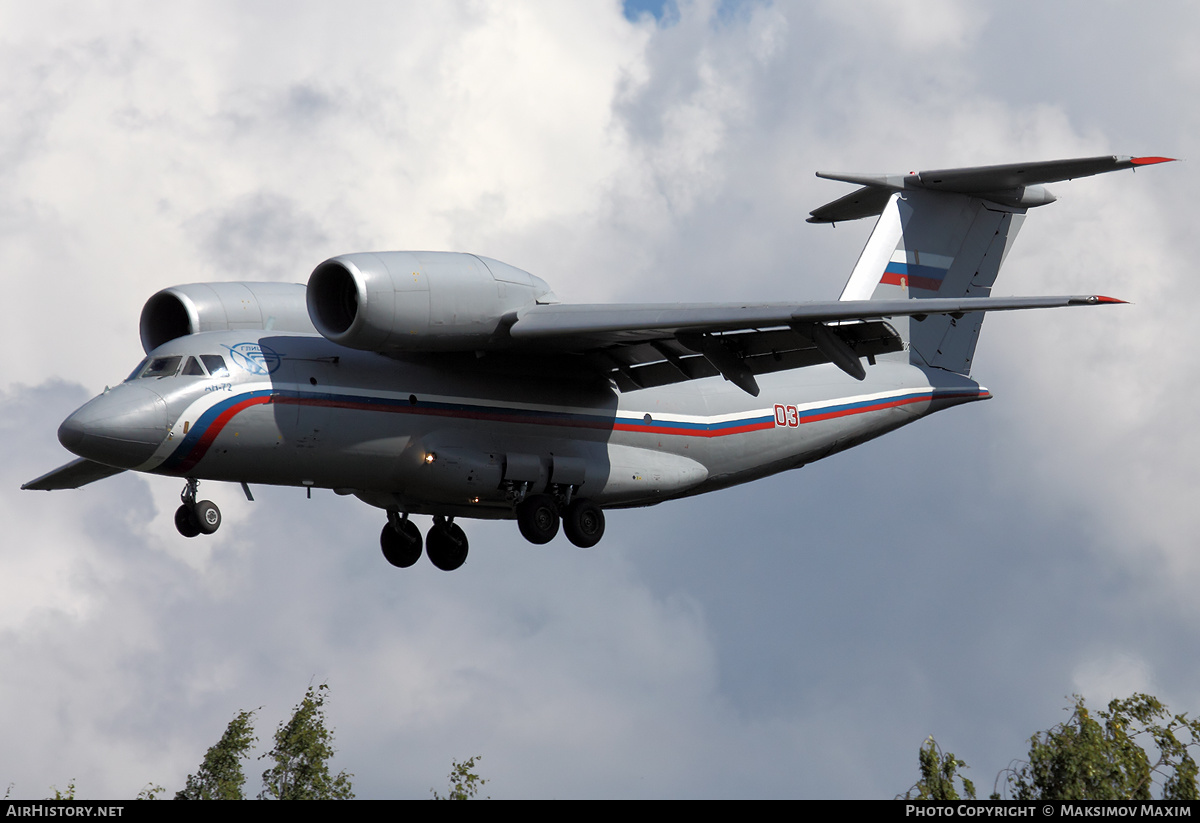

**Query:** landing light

left=424, top=452, right=437, bottom=464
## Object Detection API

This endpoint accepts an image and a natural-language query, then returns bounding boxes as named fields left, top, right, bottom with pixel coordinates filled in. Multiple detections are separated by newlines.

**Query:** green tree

left=258, top=684, right=354, bottom=800
left=47, top=780, right=75, bottom=800
left=907, top=694, right=1200, bottom=801
left=432, top=755, right=488, bottom=800
left=175, top=710, right=257, bottom=800
left=1000, top=694, right=1200, bottom=800
left=902, top=737, right=976, bottom=800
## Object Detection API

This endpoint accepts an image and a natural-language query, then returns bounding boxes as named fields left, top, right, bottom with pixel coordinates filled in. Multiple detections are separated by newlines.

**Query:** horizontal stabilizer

left=808, top=155, right=1174, bottom=223
left=22, top=458, right=127, bottom=491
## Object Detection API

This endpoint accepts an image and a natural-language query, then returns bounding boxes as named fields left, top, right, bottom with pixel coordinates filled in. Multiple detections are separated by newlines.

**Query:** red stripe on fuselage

left=612, top=420, right=776, bottom=437
left=800, top=393, right=927, bottom=423
left=173, top=394, right=273, bottom=473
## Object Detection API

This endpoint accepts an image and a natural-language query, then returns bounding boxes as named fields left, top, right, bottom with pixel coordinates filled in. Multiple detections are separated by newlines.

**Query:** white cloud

left=3, top=0, right=1200, bottom=798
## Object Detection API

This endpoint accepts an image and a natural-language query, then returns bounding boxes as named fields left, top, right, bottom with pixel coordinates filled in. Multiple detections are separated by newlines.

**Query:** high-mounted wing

left=296, top=156, right=1162, bottom=397
left=504, top=295, right=1122, bottom=396
left=498, top=154, right=1171, bottom=395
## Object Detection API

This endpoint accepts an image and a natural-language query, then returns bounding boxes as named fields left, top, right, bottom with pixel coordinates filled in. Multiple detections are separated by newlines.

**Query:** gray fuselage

left=59, top=329, right=986, bottom=520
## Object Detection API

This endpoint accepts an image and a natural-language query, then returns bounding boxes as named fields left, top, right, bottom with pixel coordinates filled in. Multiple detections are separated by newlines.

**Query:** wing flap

left=584, top=322, right=904, bottom=392
left=22, top=458, right=127, bottom=491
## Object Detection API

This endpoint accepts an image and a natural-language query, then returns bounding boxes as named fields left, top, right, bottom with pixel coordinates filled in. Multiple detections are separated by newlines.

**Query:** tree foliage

left=998, top=694, right=1200, bottom=800
left=47, top=780, right=75, bottom=800
left=172, top=684, right=353, bottom=800
left=30, top=684, right=492, bottom=800
left=902, top=737, right=976, bottom=800
left=432, top=755, right=488, bottom=800
left=907, top=694, right=1200, bottom=801
left=175, top=710, right=257, bottom=800
left=258, top=684, right=354, bottom=800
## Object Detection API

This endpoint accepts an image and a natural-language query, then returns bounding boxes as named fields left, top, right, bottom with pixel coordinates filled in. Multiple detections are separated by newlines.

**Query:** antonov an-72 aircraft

left=24, top=155, right=1170, bottom=571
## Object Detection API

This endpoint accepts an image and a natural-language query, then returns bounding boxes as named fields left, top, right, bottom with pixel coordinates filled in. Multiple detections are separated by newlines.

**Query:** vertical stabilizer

left=838, top=189, right=1025, bottom=374
left=812, top=156, right=1175, bottom=376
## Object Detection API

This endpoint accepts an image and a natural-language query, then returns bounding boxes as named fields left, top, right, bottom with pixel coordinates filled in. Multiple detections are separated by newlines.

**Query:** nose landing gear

left=175, top=478, right=222, bottom=538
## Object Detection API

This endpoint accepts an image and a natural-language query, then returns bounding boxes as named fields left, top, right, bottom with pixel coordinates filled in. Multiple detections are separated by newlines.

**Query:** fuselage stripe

left=161, top=392, right=273, bottom=473
left=155, top=385, right=984, bottom=473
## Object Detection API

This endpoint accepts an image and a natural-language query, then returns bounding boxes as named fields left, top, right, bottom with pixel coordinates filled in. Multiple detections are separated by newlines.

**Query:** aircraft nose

left=58, top=385, right=169, bottom=468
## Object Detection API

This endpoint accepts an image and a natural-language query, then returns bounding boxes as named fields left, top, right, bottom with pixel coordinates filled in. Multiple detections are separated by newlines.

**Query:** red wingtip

left=1130, top=156, right=1176, bottom=166
left=1094, top=295, right=1128, bottom=304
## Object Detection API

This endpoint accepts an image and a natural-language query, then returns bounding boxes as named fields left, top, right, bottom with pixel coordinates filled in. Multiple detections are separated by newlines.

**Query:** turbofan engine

left=139, top=282, right=313, bottom=354
left=306, top=251, right=557, bottom=353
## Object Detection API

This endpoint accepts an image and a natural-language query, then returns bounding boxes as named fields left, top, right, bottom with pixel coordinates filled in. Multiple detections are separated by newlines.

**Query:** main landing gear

left=379, top=496, right=607, bottom=572
left=517, top=495, right=605, bottom=549
left=380, top=510, right=470, bottom=572
left=174, top=478, right=221, bottom=538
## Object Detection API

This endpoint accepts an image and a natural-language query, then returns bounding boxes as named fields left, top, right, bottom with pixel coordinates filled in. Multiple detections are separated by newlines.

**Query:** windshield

left=125, top=353, right=231, bottom=382
left=130, top=356, right=182, bottom=380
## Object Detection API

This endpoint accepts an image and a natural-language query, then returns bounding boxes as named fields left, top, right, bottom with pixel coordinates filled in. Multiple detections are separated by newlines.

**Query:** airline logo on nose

left=224, top=342, right=281, bottom=375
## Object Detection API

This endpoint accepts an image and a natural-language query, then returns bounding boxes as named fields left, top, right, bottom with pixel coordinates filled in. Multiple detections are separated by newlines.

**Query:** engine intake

left=139, top=282, right=313, bottom=353
left=307, top=251, right=556, bottom=353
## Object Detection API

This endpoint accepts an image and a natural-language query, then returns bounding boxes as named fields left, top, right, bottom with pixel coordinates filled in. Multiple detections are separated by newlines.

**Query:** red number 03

left=774, top=404, right=799, bottom=428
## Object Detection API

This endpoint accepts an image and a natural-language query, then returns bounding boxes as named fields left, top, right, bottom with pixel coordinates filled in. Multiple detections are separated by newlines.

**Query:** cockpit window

left=136, top=356, right=182, bottom=379
left=124, top=354, right=229, bottom=382
left=125, top=358, right=150, bottom=382
left=182, top=356, right=207, bottom=376
left=201, top=355, right=229, bottom=378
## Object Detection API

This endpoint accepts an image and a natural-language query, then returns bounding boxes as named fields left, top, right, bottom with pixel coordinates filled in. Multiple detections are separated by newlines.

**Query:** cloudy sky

left=2, top=0, right=1197, bottom=799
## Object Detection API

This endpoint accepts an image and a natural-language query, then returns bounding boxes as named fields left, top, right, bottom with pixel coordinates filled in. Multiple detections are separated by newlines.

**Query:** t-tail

left=810, top=155, right=1174, bottom=376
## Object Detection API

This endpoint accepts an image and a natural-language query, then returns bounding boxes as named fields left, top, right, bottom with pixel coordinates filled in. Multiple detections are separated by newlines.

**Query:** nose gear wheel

left=175, top=478, right=222, bottom=537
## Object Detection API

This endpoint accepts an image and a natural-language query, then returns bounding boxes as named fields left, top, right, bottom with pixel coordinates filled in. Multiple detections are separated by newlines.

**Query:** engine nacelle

left=306, top=251, right=556, bottom=352
left=139, top=282, right=313, bottom=354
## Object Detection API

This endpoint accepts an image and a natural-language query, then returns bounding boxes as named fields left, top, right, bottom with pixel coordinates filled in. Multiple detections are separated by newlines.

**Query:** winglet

left=1130, top=156, right=1176, bottom=166
left=1067, top=295, right=1128, bottom=305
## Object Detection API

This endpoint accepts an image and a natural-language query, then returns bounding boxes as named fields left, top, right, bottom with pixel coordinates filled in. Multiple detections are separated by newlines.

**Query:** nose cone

left=58, top=385, right=169, bottom=468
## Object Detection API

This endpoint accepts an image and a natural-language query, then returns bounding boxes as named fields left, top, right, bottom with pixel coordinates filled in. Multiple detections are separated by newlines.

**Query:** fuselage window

left=201, top=355, right=230, bottom=378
